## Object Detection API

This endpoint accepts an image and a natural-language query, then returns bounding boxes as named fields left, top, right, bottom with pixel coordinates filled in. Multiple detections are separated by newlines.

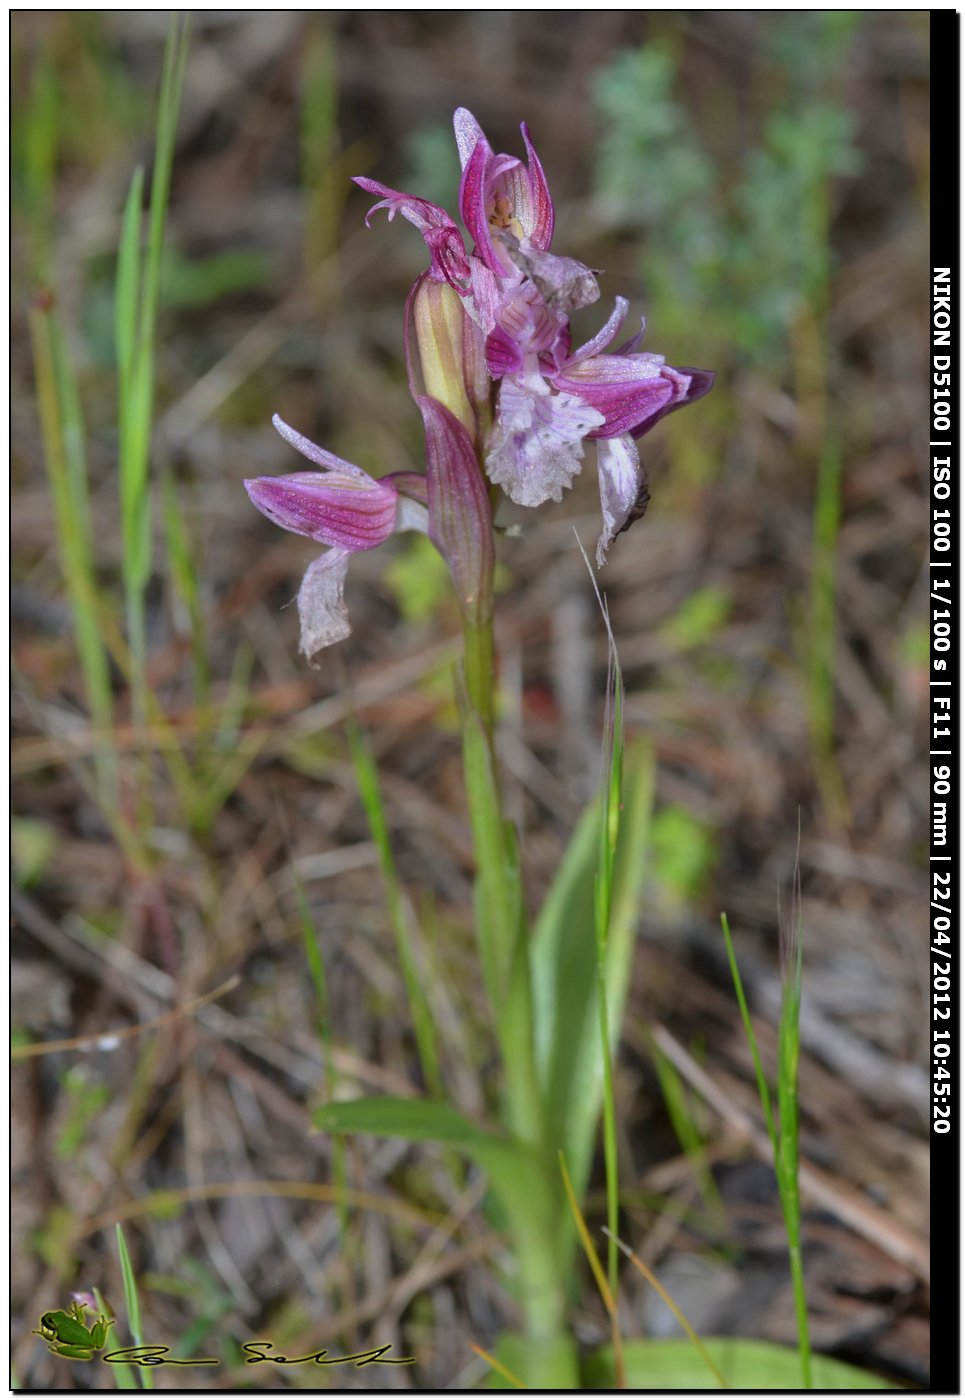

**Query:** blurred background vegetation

left=12, top=12, right=930, bottom=1389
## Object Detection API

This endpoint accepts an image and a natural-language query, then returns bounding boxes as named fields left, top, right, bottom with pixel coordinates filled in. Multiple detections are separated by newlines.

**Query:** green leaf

left=531, top=738, right=655, bottom=1201
left=116, top=1223, right=153, bottom=1389
left=314, top=1097, right=555, bottom=1283
left=315, top=1097, right=523, bottom=1176
left=584, top=1337, right=897, bottom=1390
left=115, top=165, right=144, bottom=397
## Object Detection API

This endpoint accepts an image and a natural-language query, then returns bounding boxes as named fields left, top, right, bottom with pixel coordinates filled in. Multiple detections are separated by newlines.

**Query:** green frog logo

left=33, top=1300, right=114, bottom=1361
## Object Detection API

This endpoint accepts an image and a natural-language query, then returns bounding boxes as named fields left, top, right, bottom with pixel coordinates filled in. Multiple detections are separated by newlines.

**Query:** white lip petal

left=596, top=434, right=646, bottom=567
left=485, top=369, right=605, bottom=508
left=297, top=549, right=352, bottom=664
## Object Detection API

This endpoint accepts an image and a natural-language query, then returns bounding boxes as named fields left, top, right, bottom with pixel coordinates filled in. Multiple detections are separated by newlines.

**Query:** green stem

left=457, top=608, right=575, bottom=1381
left=788, top=1237, right=813, bottom=1388
left=462, top=616, right=494, bottom=734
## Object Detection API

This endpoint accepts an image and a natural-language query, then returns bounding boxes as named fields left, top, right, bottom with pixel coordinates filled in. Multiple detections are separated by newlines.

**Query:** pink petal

left=245, top=416, right=401, bottom=551
left=631, top=367, right=716, bottom=439
left=453, top=107, right=485, bottom=170
left=555, top=355, right=675, bottom=438
left=566, top=297, right=630, bottom=366
left=459, top=139, right=507, bottom=276
left=520, top=122, right=554, bottom=249
left=418, top=396, right=494, bottom=625
left=352, top=177, right=469, bottom=287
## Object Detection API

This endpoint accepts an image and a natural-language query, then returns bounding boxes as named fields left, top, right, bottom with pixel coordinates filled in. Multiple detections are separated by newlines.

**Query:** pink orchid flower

left=245, top=417, right=428, bottom=661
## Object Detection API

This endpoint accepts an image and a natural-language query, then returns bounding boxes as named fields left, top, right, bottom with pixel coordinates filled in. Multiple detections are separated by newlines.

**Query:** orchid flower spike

left=248, top=107, right=714, bottom=661
left=245, top=416, right=428, bottom=663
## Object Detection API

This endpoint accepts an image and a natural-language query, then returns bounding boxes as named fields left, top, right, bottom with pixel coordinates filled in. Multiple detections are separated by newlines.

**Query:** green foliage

left=585, top=1337, right=896, bottom=1389
left=116, top=14, right=189, bottom=837
left=159, top=245, right=275, bottom=310
left=531, top=740, right=655, bottom=1203
left=29, top=300, right=117, bottom=806
left=384, top=534, right=452, bottom=622
left=348, top=718, right=442, bottom=1095
left=649, top=805, right=716, bottom=909
left=591, top=18, right=862, bottom=369
left=721, top=898, right=812, bottom=1387
left=116, top=1224, right=153, bottom=1389
left=12, top=816, right=58, bottom=888
left=652, top=1043, right=724, bottom=1220
left=659, top=586, right=732, bottom=651
left=55, top=1067, right=110, bottom=1158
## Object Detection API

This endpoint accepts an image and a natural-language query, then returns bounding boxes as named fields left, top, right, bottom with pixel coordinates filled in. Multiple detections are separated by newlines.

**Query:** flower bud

left=408, top=275, right=491, bottom=446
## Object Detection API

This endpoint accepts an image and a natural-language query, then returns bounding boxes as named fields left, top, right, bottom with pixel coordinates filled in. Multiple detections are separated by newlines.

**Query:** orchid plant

left=245, top=109, right=712, bottom=1387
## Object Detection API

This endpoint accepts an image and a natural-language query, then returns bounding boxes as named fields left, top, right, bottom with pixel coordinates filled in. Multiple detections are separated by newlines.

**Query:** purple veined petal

left=417, top=395, right=494, bottom=625
left=453, top=106, right=486, bottom=170
left=382, top=471, right=428, bottom=508
left=486, top=286, right=566, bottom=377
left=464, top=256, right=504, bottom=336
left=297, top=548, right=352, bottom=662
left=485, top=368, right=605, bottom=508
left=246, top=415, right=401, bottom=550
left=352, top=176, right=470, bottom=287
left=566, top=296, right=630, bottom=366
left=630, top=366, right=716, bottom=440
left=245, top=471, right=400, bottom=551
left=519, top=122, right=554, bottom=249
left=596, top=433, right=649, bottom=567
left=485, top=322, right=525, bottom=378
left=556, top=354, right=675, bottom=439
left=459, top=139, right=508, bottom=277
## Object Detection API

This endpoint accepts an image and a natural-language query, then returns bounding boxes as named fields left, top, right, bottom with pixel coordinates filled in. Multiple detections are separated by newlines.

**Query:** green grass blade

left=531, top=738, right=655, bottom=1207
left=347, top=717, right=442, bottom=1096
left=17, top=51, right=58, bottom=280
left=162, top=469, right=209, bottom=708
left=29, top=300, right=117, bottom=805
left=93, top=1286, right=136, bottom=1389
left=115, top=166, right=144, bottom=414
left=719, top=913, right=778, bottom=1157
left=116, top=15, right=189, bottom=832
left=115, top=1223, right=152, bottom=1389
left=651, top=1042, right=725, bottom=1223
left=587, top=564, right=626, bottom=1294
left=777, top=859, right=811, bottom=1387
